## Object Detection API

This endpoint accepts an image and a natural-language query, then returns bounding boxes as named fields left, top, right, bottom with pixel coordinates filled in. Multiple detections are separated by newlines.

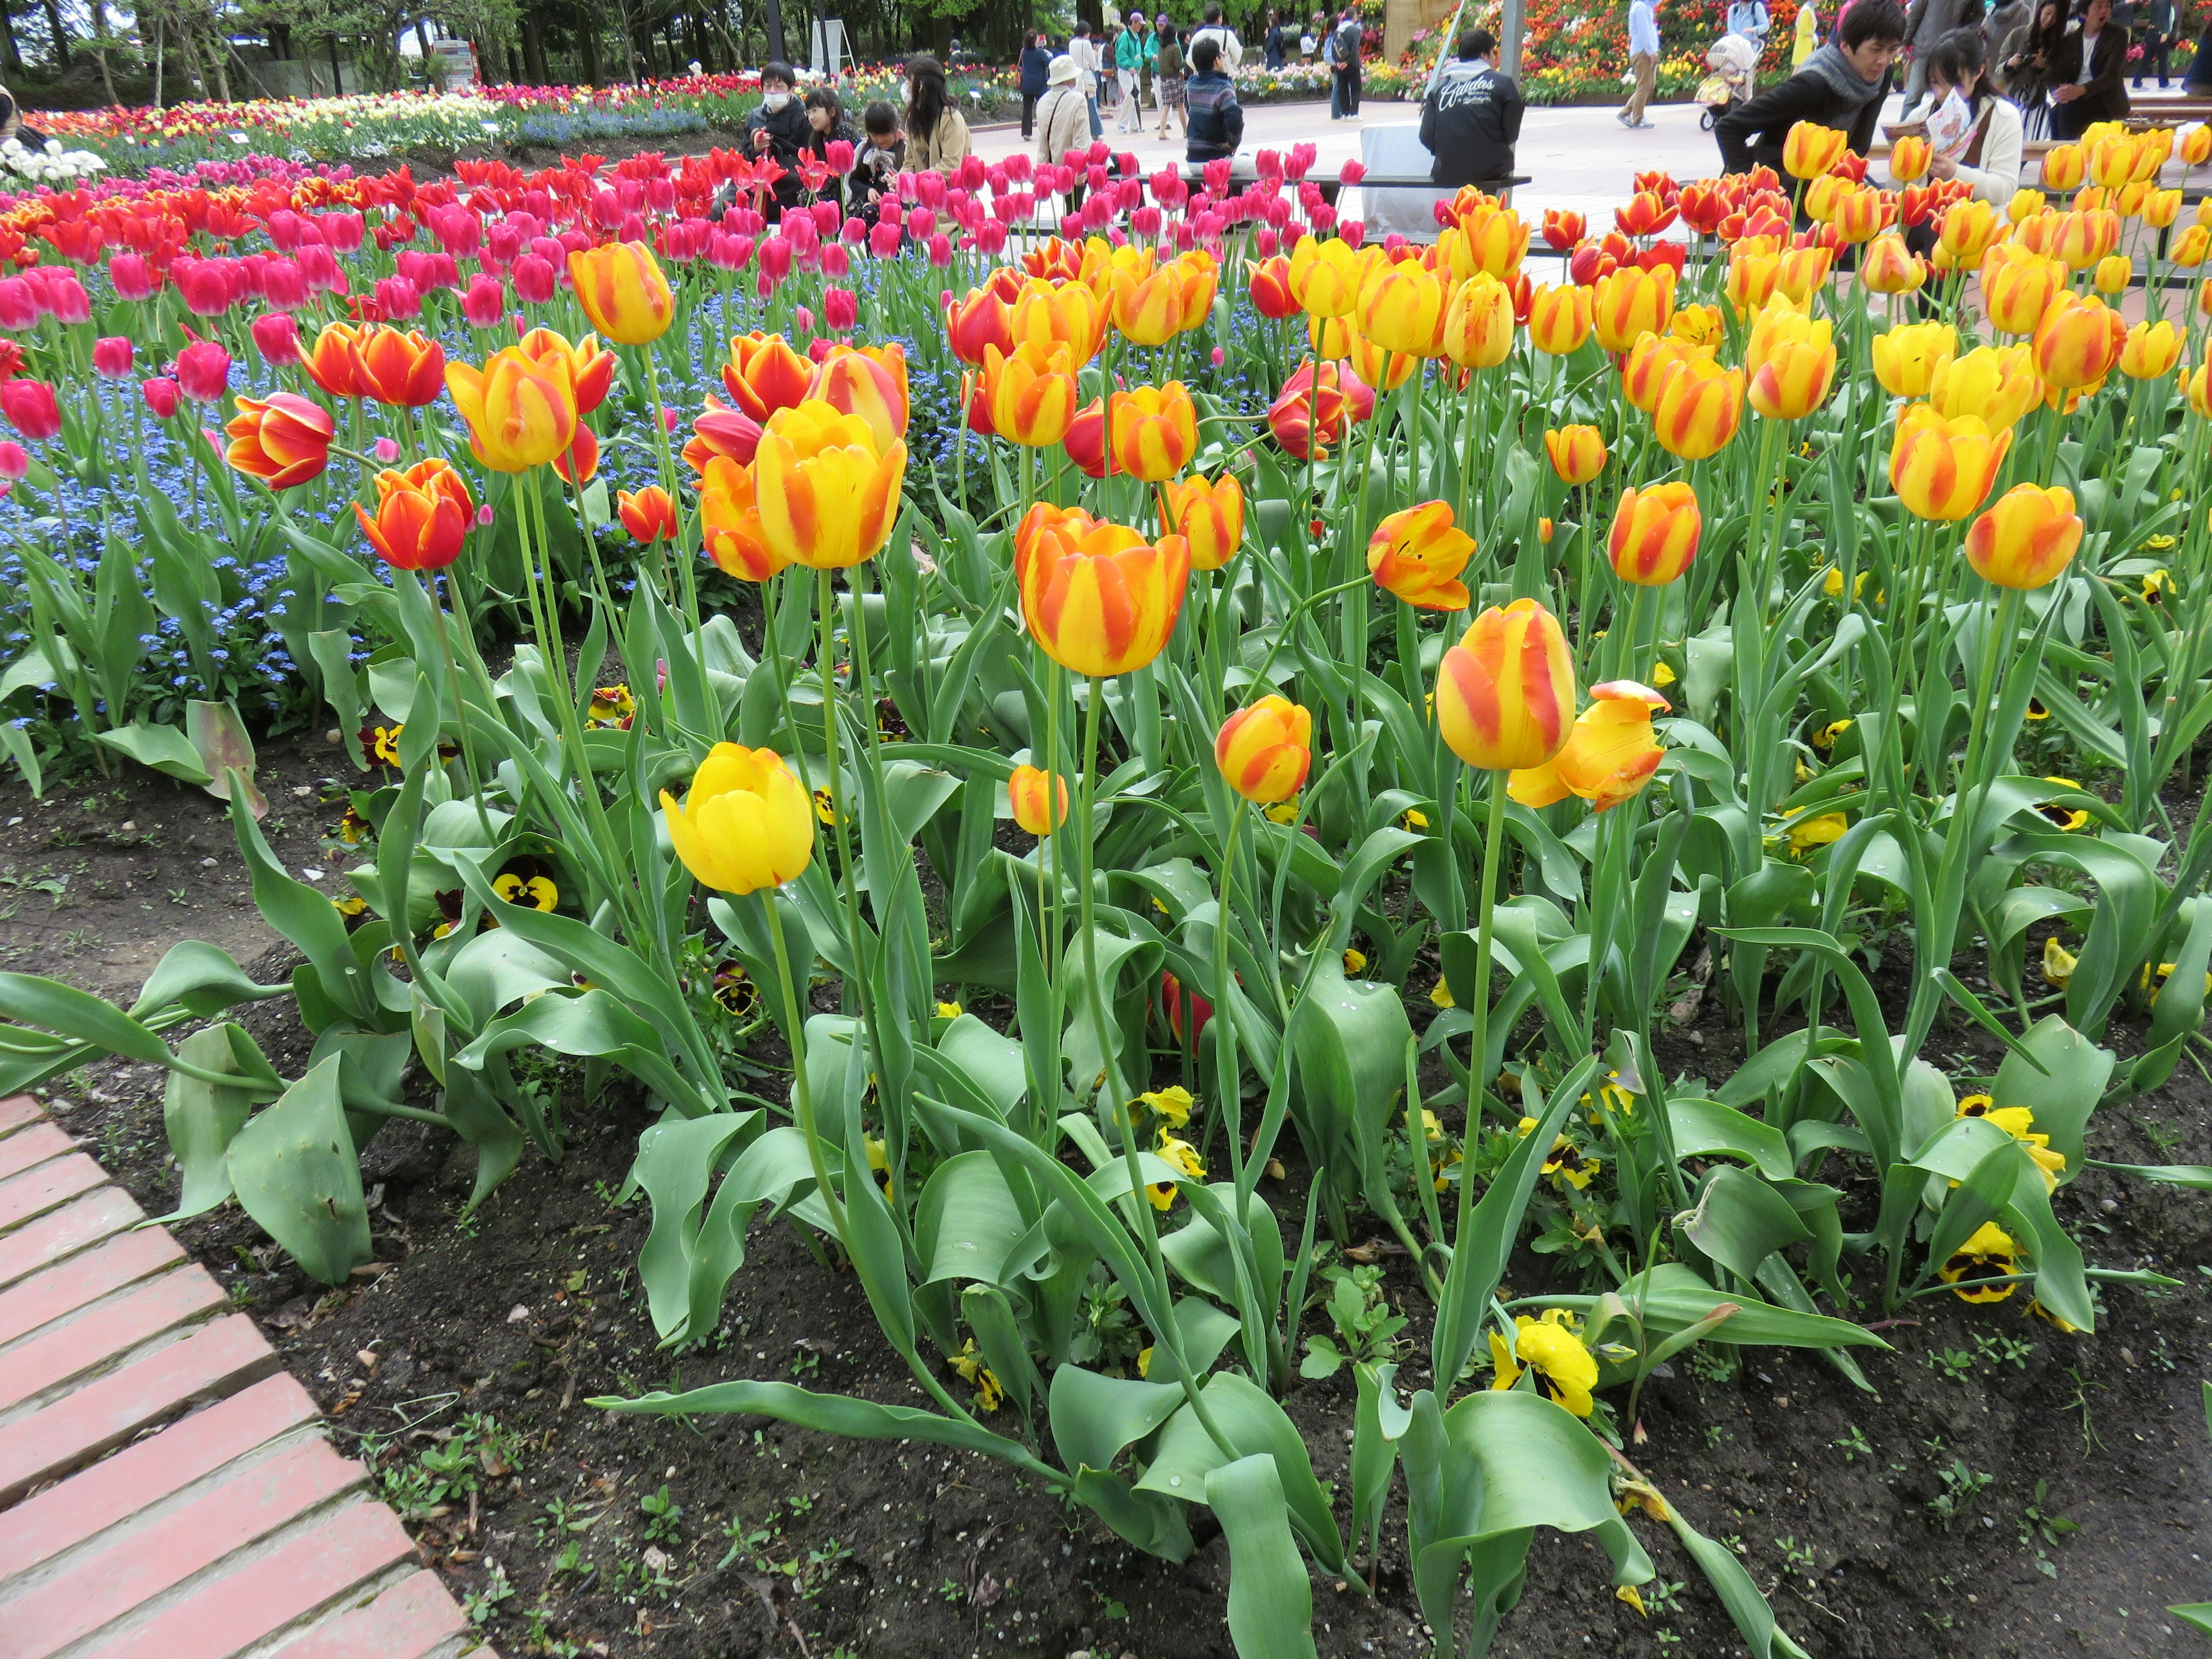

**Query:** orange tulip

left=1014, top=506, right=1190, bottom=677
left=752, top=399, right=907, bottom=570
left=224, top=392, right=334, bottom=490
left=1249, top=255, right=1300, bottom=319
left=809, top=342, right=909, bottom=453
left=354, top=459, right=469, bottom=570
left=1440, top=272, right=1516, bottom=369
left=2120, top=320, right=2183, bottom=381
left=1858, top=233, right=1927, bottom=294
left=1652, top=358, right=1744, bottom=460
left=1593, top=265, right=1677, bottom=354
left=1544, top=425, right=1607, bottom=486
left=1964, top=484, right=2082, bottom=590
left=1608, top=483, right=1700, bottom=586
left=352, top=326, right=446, bottom=407
left=299, top=321, right=365, bottom=398
left=1435, top=599, right=1577, bottom=771
left=1891, top=135, right=1932, bottom=183
left=1526, top=283, right=1594, bottom=355
left=1508, top=680, right=1671, bottom=812
left=721, top=332, right=817, bottom=425
left=1008, top=763, right=1069, bottom=836
left=982, top=341, right=1080, bottom=448
left=1162, top=471, right=1244, bottom=571
left=445, top=345, right=578, bottom=472
left=1891, top=403, right=2012, bottom=521
left=1108, top=383, right=1199, bottom=482
left=1266, top=359, right=1373, bottom=460
left=1367, top=499, right=1475, bottom=611
left=618, top=485, right=677, bottom=544
left=698, top=455, right=784, bottom=582
left=2032, top=293, right=2127, bottom=389
left=568, top=240, right=675, bottom=346
left=1215, top=695, right=1313, bottom=804
left=1782, top=120, right=1849, bottom=180
left=1745, top=304, right=1837, bottom=421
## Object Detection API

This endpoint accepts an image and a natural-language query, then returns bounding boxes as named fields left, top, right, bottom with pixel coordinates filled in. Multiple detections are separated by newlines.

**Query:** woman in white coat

left=1903, top=27, right=2024, bottom=207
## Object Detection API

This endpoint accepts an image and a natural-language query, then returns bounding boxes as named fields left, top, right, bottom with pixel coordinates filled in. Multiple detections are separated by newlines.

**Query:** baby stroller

left=1698, top=33, right=1759, bottom=128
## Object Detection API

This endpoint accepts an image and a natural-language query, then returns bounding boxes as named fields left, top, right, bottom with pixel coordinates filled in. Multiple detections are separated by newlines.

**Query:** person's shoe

left=1631, top=119, right=1656, bottom=128
left=1616, top=108, right=1631, bottom=125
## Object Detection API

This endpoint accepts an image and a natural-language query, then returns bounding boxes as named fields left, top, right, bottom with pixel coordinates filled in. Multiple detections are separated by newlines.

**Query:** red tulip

left=0, top=379, right=60, bottom=441
left=175, top=340, right=233, bottom=403
left=92, top=337, right=134, bottom=378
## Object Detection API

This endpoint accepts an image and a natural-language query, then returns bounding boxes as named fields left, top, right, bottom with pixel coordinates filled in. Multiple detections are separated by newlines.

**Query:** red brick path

left=0, top=1094, right=494, bottom=1658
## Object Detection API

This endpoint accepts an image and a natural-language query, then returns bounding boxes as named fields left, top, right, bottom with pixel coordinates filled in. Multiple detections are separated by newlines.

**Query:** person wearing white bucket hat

left=1035, top=55, right=1092, bottom=166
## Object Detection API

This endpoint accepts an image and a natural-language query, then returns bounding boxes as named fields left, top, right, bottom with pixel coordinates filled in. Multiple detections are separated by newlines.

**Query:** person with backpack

left=1332, top=6, right=1366, bottom=116
left=1191, top=3, right=1247, bottom=71
left=1034, top=55, right=1092, bottom=166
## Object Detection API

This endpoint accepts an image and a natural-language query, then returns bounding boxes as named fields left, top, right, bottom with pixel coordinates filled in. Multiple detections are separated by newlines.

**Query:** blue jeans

left=1086, top=93, right=1103, bottom=137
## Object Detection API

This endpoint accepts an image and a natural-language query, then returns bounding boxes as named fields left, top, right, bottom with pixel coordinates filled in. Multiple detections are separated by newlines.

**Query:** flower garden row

left=0, top=108, right=2209, bottom=1658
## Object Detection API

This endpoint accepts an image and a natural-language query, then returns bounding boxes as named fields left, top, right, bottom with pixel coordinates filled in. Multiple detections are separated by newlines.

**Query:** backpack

left=1336, top=17, right=1363, bottom=58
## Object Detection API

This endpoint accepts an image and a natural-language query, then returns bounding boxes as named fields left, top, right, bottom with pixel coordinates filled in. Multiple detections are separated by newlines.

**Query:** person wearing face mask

left=745, top=63, right=813, bottom=215
left=1714, top=0, right=1908, bottom=173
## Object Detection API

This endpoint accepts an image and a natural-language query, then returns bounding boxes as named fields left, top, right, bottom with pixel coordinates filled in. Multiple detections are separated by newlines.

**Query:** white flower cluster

left=0, top=136, right=108, bottom=182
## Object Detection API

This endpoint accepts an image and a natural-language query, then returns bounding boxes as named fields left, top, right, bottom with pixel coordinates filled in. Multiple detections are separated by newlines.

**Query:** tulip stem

left=1213, top=796, right=1249, bottom=1195
left=641, top=349, right=701, bottom=637
left=816, top=566, right=883, bottom=1096
left=1453, top=771, right=1510, bottom=1230
left=1044, top=656, right=1065, bottom=998
left=764, top=888, right=847, bottom=1241
left=426, top=570, right=495, bottom=843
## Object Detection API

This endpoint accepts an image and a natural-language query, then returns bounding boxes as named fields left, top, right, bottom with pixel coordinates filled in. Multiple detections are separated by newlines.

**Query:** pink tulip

left=142, top=377, right=180, bottom=419
left=251, top=312, right=301, bottom=367
left=511, top=255, right=556, bottom=304
left=174, top=340, right=232, bottom=403
left=461, top=273, right=506, bottom=327
left=108, top=253, right=158, bottom=301
left=0, top=380, right=61, bottom=441
left=92, top=337, right=134, bottom=378
left=824, top=287, right=858, bottom=331
left=0, top=441, right=29, bottom=478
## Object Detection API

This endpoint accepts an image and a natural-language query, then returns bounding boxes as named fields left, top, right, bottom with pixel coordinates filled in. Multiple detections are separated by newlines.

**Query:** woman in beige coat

left=903, top=54, right=974, bottom=175
left=1034, top=55, right=1092, bottom=164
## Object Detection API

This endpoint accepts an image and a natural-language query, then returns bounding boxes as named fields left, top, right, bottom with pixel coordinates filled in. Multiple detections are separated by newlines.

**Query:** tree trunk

left=578, top=7, right=604, bottom=85
left=0, top=2, right=21, bottom=74
left=521, top=7, right=549, bottom=81
left=415, top=14, right=436, bottom=79
left=762, top=0, right=787, bottom=65
left=150, top=17, right=162, bottom=102
left=207, top=22, right=232, bottom=101
left=38, top=0, right=69, bottom=70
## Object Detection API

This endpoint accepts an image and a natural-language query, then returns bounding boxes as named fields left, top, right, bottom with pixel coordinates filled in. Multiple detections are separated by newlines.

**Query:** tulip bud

left=1608, top=483, right=1700, bottom=586
left=251, top=312, right=301, bottom=368
left=1963, top=483, right=2082, bottom=591
left=2120, top=320, right=2183, bottom=381
left=1543, top=425, right=1607, bottom=486
left=461, top=273, right=507, bottom=328
left=0, top=441, right=28, bottom=479
left=661, top=745, right=816, bottom=895
left=1215, top=695, right=1314, bottom=804
left=618, top=485, right=680, bottom=544
left=142, top=377, right=181, bottom=419
left=1007, top=764, right=1069, bottom=836
left=1891, top=403, right=2012, bottom=521
left=1435, top=599, right=1577, bottom=772
left=0, top=380, right=59, bottom=442
left=92, top=336, right=135, bottom=378
left=174, top=340, right=233, bottom=403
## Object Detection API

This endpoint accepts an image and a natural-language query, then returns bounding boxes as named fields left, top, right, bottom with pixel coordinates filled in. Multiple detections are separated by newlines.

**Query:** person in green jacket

left=1115, top=17, right=1145, bottom=131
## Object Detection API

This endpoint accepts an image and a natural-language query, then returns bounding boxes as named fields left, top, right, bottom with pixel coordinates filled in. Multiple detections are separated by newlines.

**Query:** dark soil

left=9, top=746, right=2212, bottom=1659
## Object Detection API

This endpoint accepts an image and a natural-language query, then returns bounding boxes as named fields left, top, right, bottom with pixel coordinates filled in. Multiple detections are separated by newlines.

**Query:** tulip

left=1526, top=283, right=1593, bottom=355
left=1111, top=261, right=1187, bottom=347
left=1508, top=680, right=1671, bottom=811
left=1010, top=279, right=1106, bottom=365
left=1592, top=265, right=1676, bottom=354
left=982, top=341, right=1080, bottom=448
left=753, top=399, right=907, bottom=570
left=1542, top=208, right=1586, bottom=251
left=223, top=392, right=334, bottom=491
left=1015, top=506, right=1190, bottom=677
left=946, top=282, right=1015, bottom=365
left=1652, top=357, right=1744, bottom=460
left=553, top=423, right=600, bottom=486
left=1608, top=483, right=1700, bottom=586
left=1008, top=764, right=1069, bottom=836
left=809, top=342, right=910, bottom=453
left=1891, top=135, right=1931, bottom=183
left=2184, top=361, right=2212, bottom=419
left=1891, top=403, right=2012, bottom=521
left=0, top=442, right=27, bottom=479
left=1544, top=425, right=1607, bottom=486
left=250, top=313, right=301, bottom=368
left=1622, top=333, right=1700, bottom=414
left=175, top=340, right=232, bottom=403
left=698, top=456, right=785, bottom=581
left=141, top=377, right=180, bottom=420
left=1108, top=383, right=1199, bottom=483
left=300, top=322, right=365, bottom=398
left=1927, top=343, right=2043, bottom=431
left=355, top=459, right=471, bottom=569
left=1774, top=245, right=1835, bottom=305
left=2050, top=209, right=2122, bottom=271
left=2041, top=143, right=2086, bottom=191
left=721, top=332, right=817, bottom=424
left=684, top=394, right=765, bottom=472
left=1367, top=499, right=1475, bottom=611
left=2143, top=188, right=2183, bottom=229
left=0, top=378, right=59, bottom=442
left=1858, top=233, right=1927, bottom=294
left=1964, top=484, right=2082, bottom=590
left=2032, top=293, right=2126, bottom=389
left=2092, top=253, right=2131, bottom=295
left=1171, top=249, right=1219, bottom=330
left=1356, top=256, right=1447, bottom=356
left=1830, top=184, right=1890, bottom=244
left=1435, top=598, right=1577, bottom=771
left=567, top=239, right=675, bottom=345
left=1267, top=359, right=1372, bottom=460
left=1215, top=696, right=1313, bottom=804
left=1249, top=255, right=1299, bottom=319
left=353, top=327, right=447, bottom=408
left=444, top=344, right=579, bottom=473
left=1745, top=305, right=1836, bottom=421
left=2186, top=123, right=2212, bottom=165
left=1782, top=120, right=1848, bottom=180
left=661, top=744, right=814, bottom=896
left=2120, top=320, right=2183, bottom=381
left=1871, top=321, right=1957, bottom=399
left=619, top=485, right=679, bottom=543
left=1980, top=244, right=2067, bottom=335
left=1439, top=272, right=1516, bottom=369
left=92, top=336, right=134, bottom=378
left=1340, top=320, right=1416, bottom=392
left=1161, top=471, right=1244, bottom=571
left=1288, top=234, right=1362, bottom=318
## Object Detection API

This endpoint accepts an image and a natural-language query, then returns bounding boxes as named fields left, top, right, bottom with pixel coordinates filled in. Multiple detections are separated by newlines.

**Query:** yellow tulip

left=753, top=399, right=908, bottom=569
left=2119, top=320, right=2183, bottom=381
left=1288, top=234, right=1363, bottom=319
left=1890, top=403, right=2012, bottom=521
left=661, top=744, right=814, bottom=895
left=1871, top=321, right=1957, bottom=399
left=443, top=345, right=578, bottom=473
left=567, top=240, right=675, bottom=346
left=1435, top=598, right=1577, bottom=771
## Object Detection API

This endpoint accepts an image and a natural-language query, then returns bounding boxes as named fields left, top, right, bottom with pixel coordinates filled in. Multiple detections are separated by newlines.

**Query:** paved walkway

left=0, top=1095, right=487, bottom=1659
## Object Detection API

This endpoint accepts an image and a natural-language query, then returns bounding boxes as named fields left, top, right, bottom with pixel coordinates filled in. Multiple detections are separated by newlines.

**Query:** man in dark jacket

left=2048, top=0, right=2130, bottom=133
left=1185, top=37, right=1245, bottom=161
left=1714, top=0, right=1908, bottom=174
left=1420, top=28, right=1524, bottom=187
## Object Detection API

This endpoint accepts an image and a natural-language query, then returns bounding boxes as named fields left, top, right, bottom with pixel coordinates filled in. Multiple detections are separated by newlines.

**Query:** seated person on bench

left=1419, top=26, right=1525, bottom=188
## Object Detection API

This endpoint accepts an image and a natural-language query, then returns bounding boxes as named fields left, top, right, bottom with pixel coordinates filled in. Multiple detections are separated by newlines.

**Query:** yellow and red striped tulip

left=1891, top=135, right=1932, bottom=183
left=2051, top=209, right=2122, bottom=271
left=1544, top=424, right=1607, bottom=486
left=1083, top=241, right=1154, bottom=300
left=698, top=454, right=785, bottom=582
left=752, top=399, right=907, bottom=569
left=1008, top=764, right=1069, bottom=836
left=1872, top=320, right=1958, bottom=399
left=1726, top=244, right=1781, bottom=315
left=1010, top=277, right=1107, bottom=365
left=1745, top=304, right=1837, bottom=421
left=1015, top=507, right=1190, bottom=677
left=1526, top=283, right=1594, bottom=355
left=1249, top=255, right=1300, bottom=319
left=1288, top=234, right=1363, bottom=319
left=1357, top=255, right=1449, bottom=357
left=661, top=744, right=813, bottom=895
left=809, top=342, right=908, bottom=452
left=2183, top=360, right=2212, bottom=418
left=1172, top=249, right=1220, bottom=330
left=1831, top=184, right=1891, bottom=244
left=2088, top=132, right=2139, bottom=188
left=2032, top=292, right=2127, bottom=389
left=1652, top=357, right=1744, bottom=460
left=618, top=484, right=677, bottom=544
left=2092, top=254, right=2131, bottom=294
left=1980, top=244, right=2067, bottom=335
left=224, top=392, right=334, bottom=490
left=1608, top=483, right=1700, bottom=586
left=1215, top=695, right=1313, bottom=804
left=445, top=344, right=578, bottom=472
left=2041, top=143, right=2087, bottom=191
left=1938, top=198, right=2006, bottom=262
left=1111, top=260, right=1187, bottom=346
left=1928, top=343, right=2043, bottom=431
left=1457, top=203, right=1532, bottom=278
left=1436, top=599, right=1577, bottom=771
left=1108, top=382, right=1199, bottom=482
left=1367, top=499, right=1475, bottom=611
left=2143, top=187, right=2184, bottom=229
left=2007, top=187, right=2047, bottom=222
left=2120, top=320, right=2183, bottom=381
left=516, top=325, right=615, bottom=414
left=1782, top=120, right=1849, bottom=180
left=1890, top=403, right=2012, bottom=521
left=1162, top=471, right=1244, bottom=570
left=982, top=342, right=1080, bottom=448
left=1964, top=484, right=2083, bottom=590
left=568, top=240, right=675, bottom=346
left=721, top=332, right=817, bottom=424
left=1622, top=333, right=1699, bottom=413
left=1593, top=265, right=1677, bottom=354
left=1859, top=233, right=1927, bottom=294
left=1508, top=680, right=1671, bottom=812
left=1774, top=245, right=1835, bottom=305
left=1440, top=272, right=1516, bottom=369
left=1342, top=320, right=1417, bottom=391
left=947, top=281, right=1017, bottom=366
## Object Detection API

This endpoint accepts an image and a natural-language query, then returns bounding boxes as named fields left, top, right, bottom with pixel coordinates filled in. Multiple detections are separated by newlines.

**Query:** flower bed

left=0, top=117, right=2206, bottom=1659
